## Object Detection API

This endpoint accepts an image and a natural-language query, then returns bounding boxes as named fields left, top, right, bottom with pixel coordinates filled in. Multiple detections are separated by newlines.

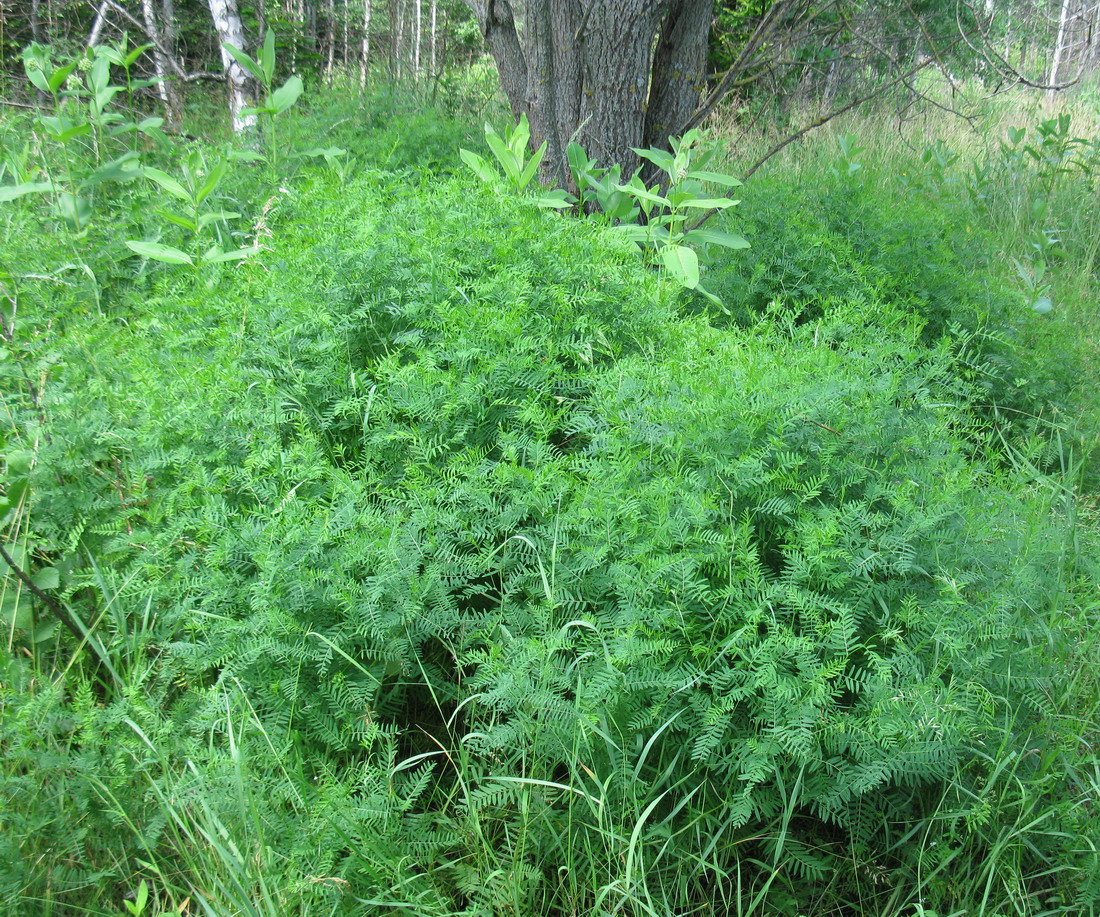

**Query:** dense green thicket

left=705, top=147, right=1097, bottom=458
left=2, top=88, right=1099, bottom=916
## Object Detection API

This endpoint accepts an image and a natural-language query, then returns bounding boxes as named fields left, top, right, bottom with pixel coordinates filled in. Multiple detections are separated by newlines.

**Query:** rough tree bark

left=464, top=0, right=717, bottom=184
left=208, top=0, right=257, bottom=132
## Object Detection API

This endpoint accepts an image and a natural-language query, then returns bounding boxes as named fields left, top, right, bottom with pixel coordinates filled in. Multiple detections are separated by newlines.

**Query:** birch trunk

left=208, top=0, right=257, bottom=132
left=325, top=0, right=336, bottom=86
left=88, top=1, right=109, bottom=45
left=414, top=0, right=422, bottom=74
left=430, top=0, right=437, bottom=73
left=343, top=0, right=350, bottom=71
left=360, top=0, right=371, bottom=89
left=1049, top=0, right=1072, bottom=97
left=141, top=0, right=182, bottom=124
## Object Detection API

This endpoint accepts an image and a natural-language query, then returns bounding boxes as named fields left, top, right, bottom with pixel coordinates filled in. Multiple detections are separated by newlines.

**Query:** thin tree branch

left=742, top=49, right=952, bottom=180
left=685, top=39, right=963, bottom=234
left=0, top=542, right=85, bottom=644
left=679, top=0, right=804, bottom=133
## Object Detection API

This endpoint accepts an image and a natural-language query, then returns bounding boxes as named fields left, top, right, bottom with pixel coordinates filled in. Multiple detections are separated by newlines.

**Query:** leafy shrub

left=7, top=164, right=1096, bottom=914
left=705, top=163, right=1090, bottom=454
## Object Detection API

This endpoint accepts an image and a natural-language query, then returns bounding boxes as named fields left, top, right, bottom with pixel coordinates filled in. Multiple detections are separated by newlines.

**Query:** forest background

left=2, top=0, right=1100, bottom=915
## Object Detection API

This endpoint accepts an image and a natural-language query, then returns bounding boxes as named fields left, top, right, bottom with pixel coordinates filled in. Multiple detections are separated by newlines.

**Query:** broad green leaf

left=47, top=61, right=77, bottom=94
left=88, top=55, right=111, bottom=94
left=616, top=224, right=650, bottom=244
left=633, top=147, right=675, bottom=174
left=1, top=592, right=33, bottom=632
left=39, top=118, right=91, bottom=143
left=134, top=117, right=172, bottom=150
left=261, top=30, right=276, bottom=85
left=0, top=181, right=57, bottom=202
left=154, top=209, right=198, bottom=232
left=484, top=127, right=520, bottom=182
left=24, top=63, right=51, bottom=94
left=228, top=149, right=266, bottom=162
left=516, top=140, right=547, bottom=190
left=536, top=189, right=576, bottom=209
left=660, top=244, right=700, bottom=289
left=93, top=84, right=122, bottom=116
left=695, top=281, right=727, bottom=311
left=143, top=167, right=192, bottom=203
left=124, top=44, right=153, bottom=68
left=616, top=183, right=667, bottom=207
left=86, top=153, right=141, bottom=186
left=680, top=198, right=738, bottom=209
left=196, top=210, right=241, bottom=230
left=686, top=170, right=742, bottom=187
left=510, top=113, right=531, bottom=157
left=195, top=159, right=228, bottom=204
left=202, top=245, right=258, bottom=263
left=1032, top=296, right=1054, bottom=314
left=298, top=147, right=348, bottom=164
left=0, top=543, right=27, bottom=573
left=567, top=142, right=593, bottom=184
left=31, top=567, right=59, bottom=591
left=459, top=149, right=499, bottom=185
left=221, top=42, right=264, bottom=83
left=125, top=240, right=193, bottom=265
left=270, top=75, right=303, bottom=114
left=56, top=193, right=92, bottom=230
left=683, top=228, right=750, bottom=250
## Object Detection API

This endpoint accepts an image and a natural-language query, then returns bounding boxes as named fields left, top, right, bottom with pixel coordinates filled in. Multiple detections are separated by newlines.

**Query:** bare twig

left=0, top=542, right=85, bottom=643
left=684, top=38, right=963, bottom=235
left=679, top=0, right=805, bottom=133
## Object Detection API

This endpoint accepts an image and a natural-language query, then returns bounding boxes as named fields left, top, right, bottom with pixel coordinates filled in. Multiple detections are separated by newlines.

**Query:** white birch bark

left=360, top=0, right=371, bottom=89
left=1049, top=0, right=1072, bottom=97
left=208, top=0, right=257, bottom=132
left=325, top=0, right=336, bottom=85
left=88, top=1, right=110, bottom=45
left=430, top=0, right=437, bottom=73
left=343, top=0, right=351, bottom=71
left=414, top=0, right=422, bottom=74
left=141, top=0, right=181, bottom=123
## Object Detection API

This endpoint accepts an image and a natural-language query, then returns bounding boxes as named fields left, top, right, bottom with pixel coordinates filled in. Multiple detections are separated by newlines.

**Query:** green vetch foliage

left=3, top=154, right=1097, bottom=915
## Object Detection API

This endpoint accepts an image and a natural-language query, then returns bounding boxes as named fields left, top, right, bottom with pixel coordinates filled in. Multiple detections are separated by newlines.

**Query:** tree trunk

left=360, top=0, right=371, bottom=89
left=141, top=0, right=182, bottom=125
left=344, top=0, right=351, bottom=71
left=88, top=1, right=110, bottom=45
left=325, top=0, right=337, bottom=85
left=1049, top=0, right=1072, bottom=97
left=208, top=0, right=257, bottom=132
left=430, top=0, right=437, bottom=72
left=644, top=0, right=712, bottom=149
left=466, top=0, right=685, bottom=185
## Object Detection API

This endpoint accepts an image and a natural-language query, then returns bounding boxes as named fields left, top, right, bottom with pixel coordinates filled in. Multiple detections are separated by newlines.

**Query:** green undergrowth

left=704, top=110, right=1100, bottom=481
left=2, top=150, right=1099, bottom=916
